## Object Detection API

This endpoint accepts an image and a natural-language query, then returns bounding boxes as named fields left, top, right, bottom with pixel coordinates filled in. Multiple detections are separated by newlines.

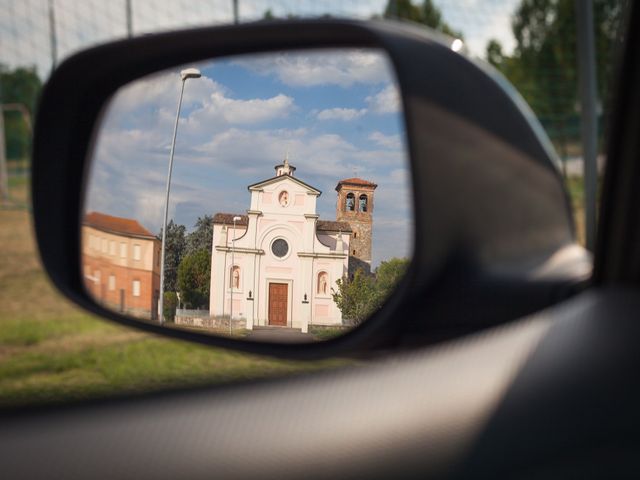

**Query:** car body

left=2, top=5, right=640, bottom=478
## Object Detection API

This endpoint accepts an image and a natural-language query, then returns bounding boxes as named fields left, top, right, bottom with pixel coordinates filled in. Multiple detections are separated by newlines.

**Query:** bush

left=163, top=291, right=178, bottom=322
left=332, top=258, right=410, bottom=325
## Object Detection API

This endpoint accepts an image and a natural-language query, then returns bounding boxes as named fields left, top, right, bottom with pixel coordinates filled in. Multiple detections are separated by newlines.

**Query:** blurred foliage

left=486, top=0, right=628, bottom=156
left=0, top=65, right=42, bottom=160
left=382, top=0, right=463, bottom=38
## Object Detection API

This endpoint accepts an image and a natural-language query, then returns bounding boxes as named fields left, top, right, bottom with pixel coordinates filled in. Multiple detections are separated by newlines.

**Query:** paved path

left=245, top=327, right=316, bottom=343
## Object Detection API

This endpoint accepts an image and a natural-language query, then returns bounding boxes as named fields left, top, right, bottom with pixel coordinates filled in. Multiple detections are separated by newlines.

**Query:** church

left=209, top=157, right=377, bottom=332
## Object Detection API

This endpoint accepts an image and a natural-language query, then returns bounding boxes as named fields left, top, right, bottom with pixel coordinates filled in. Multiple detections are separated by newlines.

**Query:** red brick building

left=82, top=212, right=161, bottom=319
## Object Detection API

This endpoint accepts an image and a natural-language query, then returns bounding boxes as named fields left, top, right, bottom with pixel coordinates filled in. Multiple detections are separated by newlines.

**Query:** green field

left=0, top=189, right=346, bottom=408
left=0, top=174, right=589, bottom=409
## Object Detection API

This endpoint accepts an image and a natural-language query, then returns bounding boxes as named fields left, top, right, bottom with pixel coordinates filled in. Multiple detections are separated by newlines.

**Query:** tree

left=421, top=0, right=462, bottom=38
left=177, top=249, right=211, bottom=309
left=333, top=258, right=410, bottom=325
left=332, top=268, right=376, bottom=325
left=384, top=0, right=422, bottom=22
left=384, top=0, right=463, bottom=39
left=0, top=65, right=42, bottom=160
left=374, top=257, right=410, bottom=306
left=263, top=8, right=275, bottom=20
left=486, top=0, right=627, bottom=155
left=159, top=220, right=186, bottom=292
left=486, top=39, right=505, bottom=68
left=185, top=215, right=213, bottom=256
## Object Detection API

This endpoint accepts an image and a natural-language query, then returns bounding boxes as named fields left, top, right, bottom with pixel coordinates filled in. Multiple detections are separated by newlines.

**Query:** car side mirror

left=31, top=19, right=591, bottom=359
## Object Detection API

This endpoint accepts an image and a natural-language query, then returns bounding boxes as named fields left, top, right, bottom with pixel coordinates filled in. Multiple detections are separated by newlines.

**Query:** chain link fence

left=0, top=0, right=629, bottom=222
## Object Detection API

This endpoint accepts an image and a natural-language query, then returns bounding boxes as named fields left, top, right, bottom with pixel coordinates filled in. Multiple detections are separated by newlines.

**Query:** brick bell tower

left=335, top=177, right=378, bottom=275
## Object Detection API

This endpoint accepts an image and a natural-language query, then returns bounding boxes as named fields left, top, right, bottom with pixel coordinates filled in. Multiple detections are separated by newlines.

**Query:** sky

left=2, top=0, right=524, bottom=267
left=85, top=49, right=412, bottom=267
left=1, top=0, right=520, bottom=79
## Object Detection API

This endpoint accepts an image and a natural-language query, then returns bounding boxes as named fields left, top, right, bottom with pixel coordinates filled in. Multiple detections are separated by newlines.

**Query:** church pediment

left=248, top=174, right=321, bottom=196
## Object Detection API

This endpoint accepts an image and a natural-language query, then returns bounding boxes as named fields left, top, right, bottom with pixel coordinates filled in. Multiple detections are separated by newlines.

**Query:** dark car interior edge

left=2, top=4, right=639, bottom=477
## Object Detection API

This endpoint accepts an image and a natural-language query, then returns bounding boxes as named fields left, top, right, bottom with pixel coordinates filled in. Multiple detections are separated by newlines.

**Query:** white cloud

left=234, top=50, right=395, bottom=88
left=369, top=131, right=402, bottom=149
left=191, top=92, right=295, bottom=125
left=99, top=70, right=297, bottom=152
left=366, top=84, right=401, bottom=114
left=315, top=108, right=367, bottom=121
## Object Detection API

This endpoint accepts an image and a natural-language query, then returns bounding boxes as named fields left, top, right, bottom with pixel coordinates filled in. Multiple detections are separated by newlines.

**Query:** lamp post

left=158, top=68, right=201, bottom=324
left=230, top=216, right=241, bottom=334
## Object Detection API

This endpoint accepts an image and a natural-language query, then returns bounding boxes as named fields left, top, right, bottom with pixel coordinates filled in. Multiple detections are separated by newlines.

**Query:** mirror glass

left=82, top=48, right=412, bottom=343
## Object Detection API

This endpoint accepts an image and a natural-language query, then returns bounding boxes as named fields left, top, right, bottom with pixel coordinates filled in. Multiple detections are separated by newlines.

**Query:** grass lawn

left=565, top=177, right=586, bottom=246
left=0, top=191, right=347, bottom=408
left=0, top=172, right=591, bottom=409
left=309, top=325, right=352, bottom=341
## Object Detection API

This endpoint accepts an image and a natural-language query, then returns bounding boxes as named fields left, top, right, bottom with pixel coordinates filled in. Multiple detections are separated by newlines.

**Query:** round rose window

left=271, top=238, right=289, bottom=258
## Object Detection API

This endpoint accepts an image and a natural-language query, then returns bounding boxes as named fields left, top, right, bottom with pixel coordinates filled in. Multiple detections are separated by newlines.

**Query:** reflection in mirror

left=82, top=49, right=412, bottom=343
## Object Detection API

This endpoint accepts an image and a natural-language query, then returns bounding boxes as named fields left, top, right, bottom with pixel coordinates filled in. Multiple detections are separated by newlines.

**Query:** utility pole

left=126, top=0, right=133, bottom=38
left=576, top=0, right=598, bottom=252
left=0, top=104, right=32, bottom=204
left=233, top=0, right=239, bottom=24
left=158, top=69, right=201, bottom=323
left=230, top=216, right=241, bottom=335
left=48, top=0, right=58, bottom=69
left=0, top=101, right=8, bottom=203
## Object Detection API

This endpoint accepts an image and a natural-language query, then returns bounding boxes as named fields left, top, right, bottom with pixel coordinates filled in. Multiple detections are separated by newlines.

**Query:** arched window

left=317, top=271, right=329, bottom=295
left=345, top=193, right=355, bottom=211
left=359, top=194, right=368, bottom=212
left=230, top=266, right=240, bottom=289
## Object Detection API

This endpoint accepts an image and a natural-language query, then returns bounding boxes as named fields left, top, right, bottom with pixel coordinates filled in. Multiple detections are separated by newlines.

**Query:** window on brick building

left=120, top=242, right=127, bottom=258
left=133, top=244, right=141, bottom=261
left=109, top=241, right=116, bottom=256
left=132, top=280, right=141, bottom=297
left=108, top=275, right=115, bottom=291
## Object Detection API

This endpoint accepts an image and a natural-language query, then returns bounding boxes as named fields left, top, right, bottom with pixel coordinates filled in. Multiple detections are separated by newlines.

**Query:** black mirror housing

left=32, top=19, right=590, bottom=359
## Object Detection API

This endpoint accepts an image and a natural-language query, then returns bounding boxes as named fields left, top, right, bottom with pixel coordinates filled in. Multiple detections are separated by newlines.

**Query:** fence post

left=0, top=104, right=8, bottom=203
left=576, top=0, right=598, bottom=252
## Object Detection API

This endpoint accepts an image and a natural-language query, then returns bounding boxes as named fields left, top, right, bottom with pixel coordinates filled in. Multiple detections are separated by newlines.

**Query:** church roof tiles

left=336, top=177, right=378, bottom=189
left=212, top=213, right=249, bottom=226
left=316, top=220, right=352, bottom=233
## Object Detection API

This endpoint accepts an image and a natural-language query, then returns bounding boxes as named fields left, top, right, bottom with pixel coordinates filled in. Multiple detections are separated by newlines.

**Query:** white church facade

left=209, top=158, right=376, bottom=332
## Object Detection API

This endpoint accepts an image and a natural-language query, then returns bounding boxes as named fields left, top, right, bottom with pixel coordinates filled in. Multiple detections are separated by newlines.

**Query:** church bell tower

left=335, top=177, right=377, bottom=274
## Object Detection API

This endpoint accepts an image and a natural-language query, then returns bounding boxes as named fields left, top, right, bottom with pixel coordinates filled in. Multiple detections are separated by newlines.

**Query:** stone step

left=252, top=326, right=302, bottom=332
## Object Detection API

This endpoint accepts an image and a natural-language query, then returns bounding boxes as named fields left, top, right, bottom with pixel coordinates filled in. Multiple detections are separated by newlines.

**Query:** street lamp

left=230, top=215, right=241, bottom=334
left=158, top=68, right=201, bottom=324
